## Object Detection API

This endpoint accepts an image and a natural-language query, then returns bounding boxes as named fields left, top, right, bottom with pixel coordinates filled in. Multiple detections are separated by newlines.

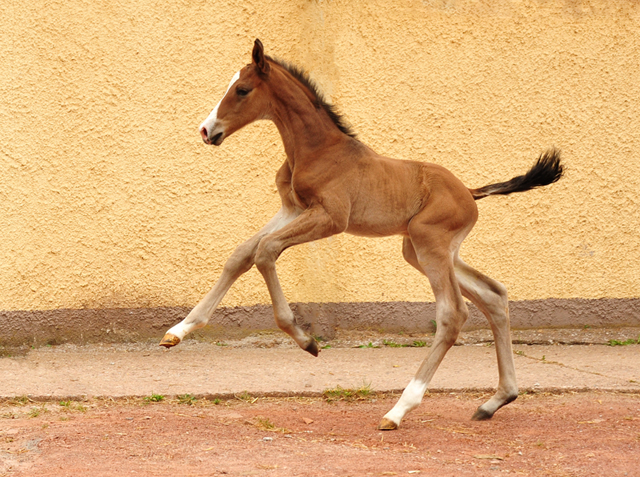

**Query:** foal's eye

left=236, top=88, right=250, bottom=97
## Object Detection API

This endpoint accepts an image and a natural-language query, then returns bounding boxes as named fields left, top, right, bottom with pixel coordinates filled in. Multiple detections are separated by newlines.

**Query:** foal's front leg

left=159, top=207, right=298, bottom=347
left=254, top=205, right=340, bottom=356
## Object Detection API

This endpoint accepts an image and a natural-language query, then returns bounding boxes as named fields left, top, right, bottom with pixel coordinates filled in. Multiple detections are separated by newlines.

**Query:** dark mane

left=266, top=56, right=357, bottom=139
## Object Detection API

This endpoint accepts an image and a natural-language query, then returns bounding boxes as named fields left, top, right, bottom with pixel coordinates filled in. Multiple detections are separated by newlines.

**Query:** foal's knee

left=436, top=303, right=469, bottom=348
left=254, top=239, right=279, bottom=274
left=224, top=242, right=257, bottom=277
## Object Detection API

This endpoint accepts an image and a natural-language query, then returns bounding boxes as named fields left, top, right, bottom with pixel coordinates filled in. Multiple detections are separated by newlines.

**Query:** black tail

left=470, top=149, right=564, bottom=200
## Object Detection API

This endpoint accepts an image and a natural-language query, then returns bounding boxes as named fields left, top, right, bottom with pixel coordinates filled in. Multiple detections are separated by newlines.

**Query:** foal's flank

left=161, top=39, right=564, bottom=430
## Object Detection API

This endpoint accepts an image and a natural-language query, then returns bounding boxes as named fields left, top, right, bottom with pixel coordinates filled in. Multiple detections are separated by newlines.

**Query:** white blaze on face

left=200, top=70, right=241, bottom=135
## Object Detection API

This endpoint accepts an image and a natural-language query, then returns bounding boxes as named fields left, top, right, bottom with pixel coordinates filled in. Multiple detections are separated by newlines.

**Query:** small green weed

left=177, top=394, right=197, bottom=405
left=358, top=342, right=379, bottom=349
left=11, top=396, right=30, bottom=406
left=236, top=391, right=256, bottom=403
left=60, top=401, right=86, bottom=412
left=323, top=383, right=373, bottom=402
left=212, top=398, right=221, bottom=405
left=377, top=339, right=428, bottom=348
left=29, top=406, right=48, bottom=418
left=256, top=417, right=275, bottom=430
left=607, top=337, right=639, bottom=346
left=254, top=416, right=290, bottom=433
left=144, top=393, right=165, bottom=403
left=383, top=340, right=407, bottom=348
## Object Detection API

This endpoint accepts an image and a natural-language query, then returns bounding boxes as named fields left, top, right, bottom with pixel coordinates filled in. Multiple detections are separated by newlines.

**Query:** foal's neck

left=267, top=69, right=346, bottom=167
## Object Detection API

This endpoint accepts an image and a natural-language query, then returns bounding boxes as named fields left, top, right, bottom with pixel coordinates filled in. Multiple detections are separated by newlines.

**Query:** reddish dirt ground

left=1, top=391, right=639, bottom=476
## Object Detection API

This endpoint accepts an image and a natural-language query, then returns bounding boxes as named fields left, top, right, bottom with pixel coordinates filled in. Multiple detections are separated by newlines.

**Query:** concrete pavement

left=1, top=329, right=639, bottom=401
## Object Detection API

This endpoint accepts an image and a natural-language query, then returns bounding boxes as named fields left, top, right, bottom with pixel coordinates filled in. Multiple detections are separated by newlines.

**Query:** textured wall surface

left=1, top=1, right=639, bottom=321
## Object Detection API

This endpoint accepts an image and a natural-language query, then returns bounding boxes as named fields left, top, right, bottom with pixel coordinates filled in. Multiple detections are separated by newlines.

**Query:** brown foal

left=161, top=39, right=563, bottom=430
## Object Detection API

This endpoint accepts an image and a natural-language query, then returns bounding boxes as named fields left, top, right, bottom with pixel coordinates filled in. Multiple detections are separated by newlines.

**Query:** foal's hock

left=161, top=39, right=564, bottom=430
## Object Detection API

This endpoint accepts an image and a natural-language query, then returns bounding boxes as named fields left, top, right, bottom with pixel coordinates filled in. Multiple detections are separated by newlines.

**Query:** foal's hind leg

left=454, top=256, right=518, bottom=420
left=160, top=207, right=298, bottom=347
left=379, top=237, right=469, bottom=430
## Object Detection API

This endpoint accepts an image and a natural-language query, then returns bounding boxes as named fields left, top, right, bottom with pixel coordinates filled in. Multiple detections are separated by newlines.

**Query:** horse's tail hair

left=469, top=148, right=564, bottom=200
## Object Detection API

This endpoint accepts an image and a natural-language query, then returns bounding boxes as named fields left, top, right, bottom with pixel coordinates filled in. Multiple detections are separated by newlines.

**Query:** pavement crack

left=513, top=349, right=640, bottom=386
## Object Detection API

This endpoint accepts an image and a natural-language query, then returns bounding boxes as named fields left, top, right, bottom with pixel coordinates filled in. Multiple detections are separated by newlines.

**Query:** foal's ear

left=252, top=39, right=270, bottom=76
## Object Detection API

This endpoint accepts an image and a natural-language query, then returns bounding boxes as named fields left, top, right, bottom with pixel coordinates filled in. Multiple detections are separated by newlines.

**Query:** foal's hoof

left=378, top=418, right=398, bottom=431
left=304, top=339, right=320, bottom=357
left=471, top=407, right=493, bottom=421
left=159, top=333, right=181, bottom=348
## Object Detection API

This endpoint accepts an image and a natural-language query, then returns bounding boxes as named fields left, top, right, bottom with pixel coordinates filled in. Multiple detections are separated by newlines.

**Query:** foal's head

left=199, top=39, right=272, bottom=146
left=200, top=39, right=356, bottom=146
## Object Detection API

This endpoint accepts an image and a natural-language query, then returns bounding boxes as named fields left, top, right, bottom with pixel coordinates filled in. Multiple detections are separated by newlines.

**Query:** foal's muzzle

left=200, top=126, right=225, bottom=146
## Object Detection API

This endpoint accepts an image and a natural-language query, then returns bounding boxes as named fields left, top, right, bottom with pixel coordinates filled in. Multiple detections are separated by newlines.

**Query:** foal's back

left=339, top=142, right=478, bottom=239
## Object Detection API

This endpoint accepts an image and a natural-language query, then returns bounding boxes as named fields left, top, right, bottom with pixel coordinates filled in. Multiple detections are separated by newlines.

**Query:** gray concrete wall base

left=1, top=298, right=639, bottom=348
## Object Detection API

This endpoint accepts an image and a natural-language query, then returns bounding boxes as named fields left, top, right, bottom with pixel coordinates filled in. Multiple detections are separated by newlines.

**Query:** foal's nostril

left=200, top=126, right=209, bottom=142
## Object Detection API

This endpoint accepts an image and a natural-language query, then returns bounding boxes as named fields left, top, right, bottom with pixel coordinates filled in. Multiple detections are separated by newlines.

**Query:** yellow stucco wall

left=1, top=0, right=639, bottom=313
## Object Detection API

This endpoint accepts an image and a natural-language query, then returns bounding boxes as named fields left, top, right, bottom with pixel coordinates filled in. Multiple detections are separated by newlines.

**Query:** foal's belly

left=345, top=218, right=410, bottom=238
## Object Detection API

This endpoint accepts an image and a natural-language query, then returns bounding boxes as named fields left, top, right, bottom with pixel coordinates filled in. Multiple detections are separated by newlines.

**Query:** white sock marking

left=164, top=207, right=301, bottom=343
left=383, top=378, right=427, bottom=424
